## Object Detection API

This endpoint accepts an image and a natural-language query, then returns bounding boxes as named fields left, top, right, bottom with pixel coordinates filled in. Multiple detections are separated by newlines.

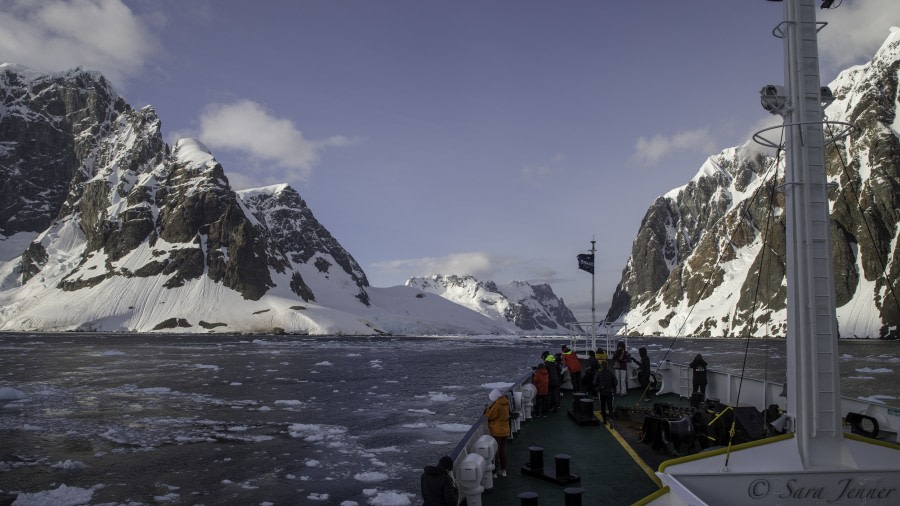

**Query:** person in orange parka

left=561, top=345, right=583, bottom=393
left=484, top=389, right=510, bottom=478
left=532, top=363, right=550, bottom=417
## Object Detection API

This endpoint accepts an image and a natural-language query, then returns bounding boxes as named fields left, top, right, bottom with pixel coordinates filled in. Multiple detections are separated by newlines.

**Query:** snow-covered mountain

left=607, top=28, right=900, bottom=339
left=406, top=274, right=576, bottom=332
left=0, top=63, right=570, bottom=335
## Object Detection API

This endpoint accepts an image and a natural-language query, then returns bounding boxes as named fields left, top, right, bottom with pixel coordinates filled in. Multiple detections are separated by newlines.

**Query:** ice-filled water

left=0, top=333, right=897, bottom=505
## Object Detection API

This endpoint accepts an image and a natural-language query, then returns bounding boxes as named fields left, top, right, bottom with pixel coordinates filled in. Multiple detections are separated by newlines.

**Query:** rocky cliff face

left=0, top=64, right=371, bottom=332
left=607, top=30, right=900, bottom=339
left=407, top=274, right=577, bottom=332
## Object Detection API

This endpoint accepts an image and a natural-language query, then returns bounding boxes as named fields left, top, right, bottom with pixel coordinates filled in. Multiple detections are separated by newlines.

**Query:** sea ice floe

left=407, top=408, right=435, bottom=415
left=401, top=423, right=427, bottom=429
left=481, top=382, right=514, bottom=390
left=363, top=489, right=413, bottom=506
left=315, top=361, right=333, bottom=366
left=51, top=459, right=86, bottom=470
left=274, top=399, right=304, bottom=407
left=428, top=392, right=455, bottom=402
left=154, top=492, right=180, bottom=502
left=0, top=386, right=26, bottom=401
left=98, top=350, right=126, bottom=356
left=305, top=459, right=321, bottom=467
left=436, top=423, right=471, bottom=433
left=855, top=367, right=893, bottom=374
left=307, top=493, right=329, bottom=501
left=10, top=484, right=96, bottom=506
left=194, top=364, right=221, bottom=371
left=848, top=376, right=875, bottom=380
left=354, top=471, right=389, bottom=482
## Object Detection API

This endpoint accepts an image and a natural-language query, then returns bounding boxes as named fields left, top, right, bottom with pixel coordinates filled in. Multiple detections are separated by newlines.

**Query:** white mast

left=779, top=0, right=844, bottom=467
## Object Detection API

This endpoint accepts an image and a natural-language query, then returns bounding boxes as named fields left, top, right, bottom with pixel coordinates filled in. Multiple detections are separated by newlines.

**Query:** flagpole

left=590, top=239, right=596, bottom=352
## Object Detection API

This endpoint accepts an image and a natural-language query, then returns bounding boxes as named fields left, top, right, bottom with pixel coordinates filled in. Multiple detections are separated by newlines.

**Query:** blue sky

left=1, top=0, right=897, bottom=323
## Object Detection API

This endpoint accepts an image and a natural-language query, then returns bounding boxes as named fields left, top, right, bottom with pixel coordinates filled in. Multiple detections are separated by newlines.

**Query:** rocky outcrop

left=607, top=30, right=900, bottom=339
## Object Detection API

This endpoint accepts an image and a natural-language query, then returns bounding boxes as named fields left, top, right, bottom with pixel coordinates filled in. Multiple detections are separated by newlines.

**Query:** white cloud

left=632, top=127, right=717, bottom=166
left=522, top=153, right=565, bottom=179
left=196, top=100, right=353, bottom=182
left=0, top=0, right=159, bottom=84
left=819, top=0, right=900, bottom=71
left=371, top=252, right=559, bottom=286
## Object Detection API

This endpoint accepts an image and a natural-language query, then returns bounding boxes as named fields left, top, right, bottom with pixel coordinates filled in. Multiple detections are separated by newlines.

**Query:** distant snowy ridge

left=0, top=63, right=561, bottom=335
left=406, top=274, right=576, bottom=332
left=607, top=29, right=900, bottom=338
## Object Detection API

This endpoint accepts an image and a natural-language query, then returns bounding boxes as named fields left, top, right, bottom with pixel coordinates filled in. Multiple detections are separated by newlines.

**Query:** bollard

left=572, top=392, right=587, bottom=414
left=564, top=487, right=584, bottom=506
left=528, top=446, right=544, bottom=471
left=578, top=398, right=593, bottom=417
left=518, top=491, right=539, bottom=506
left=555, top=453, right=572, bottom=478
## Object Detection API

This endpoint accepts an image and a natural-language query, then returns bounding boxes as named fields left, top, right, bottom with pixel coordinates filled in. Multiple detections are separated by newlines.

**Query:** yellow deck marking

left=594, top=410, right=662, bottom=488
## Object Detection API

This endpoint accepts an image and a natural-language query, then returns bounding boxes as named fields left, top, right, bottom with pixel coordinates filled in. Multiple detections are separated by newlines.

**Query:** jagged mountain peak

left=608, top=29, right=900, bottom=338
left=407, top=274, right=575, bottom=333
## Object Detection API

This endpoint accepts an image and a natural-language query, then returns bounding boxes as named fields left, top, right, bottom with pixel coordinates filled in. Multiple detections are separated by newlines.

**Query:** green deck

left=483, top=391, right=670, bottom=505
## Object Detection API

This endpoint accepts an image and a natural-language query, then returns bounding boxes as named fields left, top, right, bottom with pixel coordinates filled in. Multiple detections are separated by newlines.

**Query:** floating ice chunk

left=11, top=484, right=94, bottom=506
left=229, top=382, right=242, bottom=386
left=275, top=400, right=303, bottom=406
left=354, top=471, right=389, bottom=482
left=428, top=440, right=451, bottom=445
left=848, top=376, right=875, bottom=380
left=407, top=408, right=435, bottom=415
left=436, top=423, right=472, bottom=432
left=402, top=423, right=428, bottom=429
left=340, top=501, right=360, bottom=506
left=429, top=392, right=456, bottom=402
left=307, top=493, right=329, bottom=501
left=363, top=489, right=413, bottom=506
left=855, top=367, right=893, bottom=374
left=481, top=382, right=514, bottom=390
left=194, top=364, right=221, bottom=371
left=347, top=353, right=361, bottom=357
left=0, top=387, right=26, bottom=401
left=305, top=459, right=321, bottom=467
left=139, top=387, right=172, bottom=394
left=99, top=350, right=126, bottom=356
left=51, top=460, right=86, bottom=470
left=315, top=361, right=333, bottom=366
left=154, top=492, right=180, bottom=502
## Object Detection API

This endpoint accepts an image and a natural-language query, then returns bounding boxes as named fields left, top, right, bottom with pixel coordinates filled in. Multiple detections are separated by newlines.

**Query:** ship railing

left=448, top=370, right=535, bottom=487
left=655, top=360, right=899, bottom=442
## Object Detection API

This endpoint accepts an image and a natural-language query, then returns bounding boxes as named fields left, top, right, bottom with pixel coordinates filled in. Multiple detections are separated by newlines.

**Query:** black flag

left=577, top=253, right=594, bottom=274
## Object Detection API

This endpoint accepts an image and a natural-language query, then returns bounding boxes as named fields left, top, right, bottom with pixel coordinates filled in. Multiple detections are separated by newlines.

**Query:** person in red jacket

left=532, top=363, right=550, bottom=417
left=484, top=389, right=510, bottom=478
left=561, top=345, right=583, bottom=393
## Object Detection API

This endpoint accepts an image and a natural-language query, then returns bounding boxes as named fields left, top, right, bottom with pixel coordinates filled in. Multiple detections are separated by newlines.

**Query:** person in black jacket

left=637, top=347, right=653, bottom=401
left=690, top=353, right=708, bottom=395
left=593, top=360, right=618, bottom=424
left=421, top=455, right=459, bottom=506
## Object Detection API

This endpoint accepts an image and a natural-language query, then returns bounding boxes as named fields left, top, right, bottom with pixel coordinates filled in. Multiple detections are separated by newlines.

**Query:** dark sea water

left=0, top=333, right=897, bottom=505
